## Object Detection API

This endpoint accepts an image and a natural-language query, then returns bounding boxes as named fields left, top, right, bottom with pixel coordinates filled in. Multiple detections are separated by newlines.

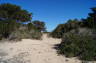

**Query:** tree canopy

left=0, top=3, right=32, bottom=22
left=32, top=20, right=46, bottom=32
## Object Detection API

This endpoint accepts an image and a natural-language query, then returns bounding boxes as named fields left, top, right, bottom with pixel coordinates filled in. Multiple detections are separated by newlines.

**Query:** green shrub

left=49, top=19, right=80, bottom=38
left=57, top=33, right=96, bottom=61
left=0, top=21, right=42, bottom=41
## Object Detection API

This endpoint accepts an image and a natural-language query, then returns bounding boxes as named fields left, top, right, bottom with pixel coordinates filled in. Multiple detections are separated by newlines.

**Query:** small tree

left=32, top=20, right=46, bottom=32
left=27, top=23, right=36, bottom=31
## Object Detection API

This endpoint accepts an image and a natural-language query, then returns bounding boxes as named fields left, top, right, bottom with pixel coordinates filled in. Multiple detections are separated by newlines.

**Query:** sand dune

left=0, top=34, right=81, bottom=63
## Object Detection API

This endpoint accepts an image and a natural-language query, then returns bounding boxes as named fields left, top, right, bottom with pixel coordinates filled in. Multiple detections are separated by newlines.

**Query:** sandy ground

left=0, top=34, right=81, bottom=63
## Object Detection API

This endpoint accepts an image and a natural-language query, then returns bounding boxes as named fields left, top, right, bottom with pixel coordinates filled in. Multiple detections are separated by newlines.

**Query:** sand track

left=0, top=34, right=81, bottom=63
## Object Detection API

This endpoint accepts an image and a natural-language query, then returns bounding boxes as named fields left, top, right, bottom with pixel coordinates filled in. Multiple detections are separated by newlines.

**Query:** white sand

left=0, top=34, right=81, bottom=63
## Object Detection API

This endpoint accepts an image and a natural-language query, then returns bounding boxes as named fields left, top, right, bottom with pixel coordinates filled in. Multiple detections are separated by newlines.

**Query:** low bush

left=57, top=33, right=96, bottom=61
left=9, top=29, right=42, bottom=41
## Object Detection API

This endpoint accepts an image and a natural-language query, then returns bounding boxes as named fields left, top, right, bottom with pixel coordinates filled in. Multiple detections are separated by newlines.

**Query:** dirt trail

left=0, top=34, right=81, bottom=63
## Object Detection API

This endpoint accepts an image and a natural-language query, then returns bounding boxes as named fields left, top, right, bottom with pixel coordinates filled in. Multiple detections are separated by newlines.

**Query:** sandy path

left=0, top=34, right=81, bottom=63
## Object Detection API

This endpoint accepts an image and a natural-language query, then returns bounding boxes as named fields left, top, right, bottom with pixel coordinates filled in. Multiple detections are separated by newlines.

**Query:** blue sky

left=0, top=0, right=96, bottom=31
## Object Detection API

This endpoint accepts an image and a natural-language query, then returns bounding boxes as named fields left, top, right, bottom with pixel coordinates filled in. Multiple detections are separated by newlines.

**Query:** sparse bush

left=9, top=29, right=42, bottom=41
left=30, top=30, right=42, bottom=39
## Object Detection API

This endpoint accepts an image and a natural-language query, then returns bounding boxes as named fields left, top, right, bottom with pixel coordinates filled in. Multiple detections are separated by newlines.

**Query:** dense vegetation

left=57, top=33, right=96, bottom=61
left=50, top=8, right=96, bottom=38
left=0, top=3, right=46, bottom=41
left=50, top=19, right=80, bottom=38
left=52, top=8, right=96, bottom=61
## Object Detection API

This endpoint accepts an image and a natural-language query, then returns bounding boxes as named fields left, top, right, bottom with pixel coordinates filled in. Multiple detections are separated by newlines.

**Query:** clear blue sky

left=0, top=0, right=96, bottom=31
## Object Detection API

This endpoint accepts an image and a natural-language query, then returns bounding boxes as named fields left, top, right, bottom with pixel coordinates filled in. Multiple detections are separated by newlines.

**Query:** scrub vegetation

left=0, top=3, right=46, bottom=41
left=0, top=3, right=96, bottom=62
left=51, top=7, right=96, bottom=61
